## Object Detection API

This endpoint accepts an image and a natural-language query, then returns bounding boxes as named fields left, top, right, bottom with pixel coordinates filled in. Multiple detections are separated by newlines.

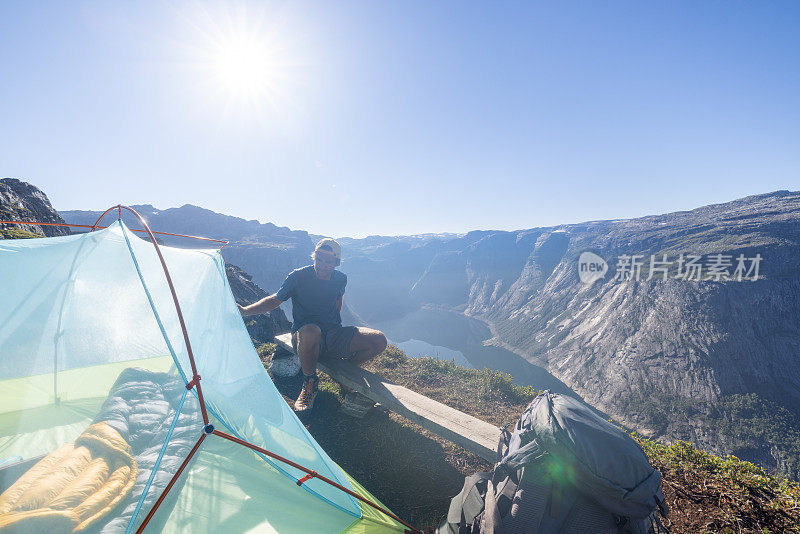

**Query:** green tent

left=0, top=214, right=410, bottom=533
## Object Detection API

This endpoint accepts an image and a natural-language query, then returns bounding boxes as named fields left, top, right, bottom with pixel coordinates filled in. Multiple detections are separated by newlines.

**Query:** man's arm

left=239, top=293, right=284, bottom=317
left=336, top=295, right=343, bottom=313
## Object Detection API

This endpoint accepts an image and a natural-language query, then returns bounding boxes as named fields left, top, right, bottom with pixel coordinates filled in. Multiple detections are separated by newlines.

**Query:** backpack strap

left=482, top=478, right=502, bottom=533
left=496, top=423, right=512, bottom=463
left=655, top=492, right=669, bottom=519
left=496, top=439, right=546, bottom=474
left=493, top=467, right=522, bottom=518
left=444, top=471, right=492, bottom=530
left=652, top=492, right=670, bottom=534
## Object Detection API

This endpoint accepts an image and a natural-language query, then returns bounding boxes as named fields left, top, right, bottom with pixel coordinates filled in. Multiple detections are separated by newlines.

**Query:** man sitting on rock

left=238, top=238, right=388, bottom=412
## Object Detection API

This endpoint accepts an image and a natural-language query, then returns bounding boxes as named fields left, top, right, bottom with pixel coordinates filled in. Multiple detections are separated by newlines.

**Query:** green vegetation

left=367, top=345, right=540, bottom=424
left=256, top=342, right=277, bottom=359
left=638, top=437, right=800, bottom=533
left=618, top=388, right=800, bottom=481
left=714, top=394, right=800, bottom=481
left=0, top=227, right=39, bottom=239
left=0, top=205, right=43, bottom=239
left=258, top=343, right=800, bottom=532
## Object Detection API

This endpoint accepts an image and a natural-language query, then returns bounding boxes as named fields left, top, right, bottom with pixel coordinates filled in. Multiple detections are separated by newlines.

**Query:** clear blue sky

left=1, top=1, right=798, bottom=238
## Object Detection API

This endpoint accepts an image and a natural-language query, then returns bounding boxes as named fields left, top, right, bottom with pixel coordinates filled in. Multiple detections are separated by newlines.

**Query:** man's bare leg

left=348, top=327, right=388, bottom=366
left=295, top=323, right=322, bottom=376
left=293, top=324, right=323, bottom=411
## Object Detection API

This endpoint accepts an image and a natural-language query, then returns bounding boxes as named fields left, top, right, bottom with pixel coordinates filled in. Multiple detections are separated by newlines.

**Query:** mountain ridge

left=57, top=188, right=800, bottom=479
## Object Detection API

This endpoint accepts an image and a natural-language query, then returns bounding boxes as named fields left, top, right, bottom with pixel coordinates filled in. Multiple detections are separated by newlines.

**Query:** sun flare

left=182, top=3, right=301, bottom=114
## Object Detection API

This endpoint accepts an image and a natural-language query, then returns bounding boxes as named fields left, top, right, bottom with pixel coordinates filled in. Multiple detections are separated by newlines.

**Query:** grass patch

left=0, top=227, right=40, bottom=239
left=364, top=345, right=539, bottom=427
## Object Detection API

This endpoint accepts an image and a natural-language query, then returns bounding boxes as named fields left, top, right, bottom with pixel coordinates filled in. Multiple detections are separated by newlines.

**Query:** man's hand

left=238, top=294, right=283, bottom=317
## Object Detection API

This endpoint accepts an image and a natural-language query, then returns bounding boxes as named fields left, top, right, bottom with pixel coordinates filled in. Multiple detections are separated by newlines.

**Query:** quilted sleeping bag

left=0, top=422, right=138, bottom=534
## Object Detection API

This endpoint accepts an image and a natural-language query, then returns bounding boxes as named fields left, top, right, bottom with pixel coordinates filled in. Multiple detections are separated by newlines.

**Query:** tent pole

left=93, top=205, right=211, bottom=424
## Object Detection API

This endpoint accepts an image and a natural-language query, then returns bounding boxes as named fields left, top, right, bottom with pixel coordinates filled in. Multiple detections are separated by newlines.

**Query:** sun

left=209, top=36, right=279, bottom=99
left=180, top=3, right=301, bottom=114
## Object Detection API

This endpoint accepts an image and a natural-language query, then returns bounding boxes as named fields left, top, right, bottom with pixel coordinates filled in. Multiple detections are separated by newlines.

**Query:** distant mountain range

left=54, top=189, right=800, bottom=480
left=61, top=204, right=316, bottom=294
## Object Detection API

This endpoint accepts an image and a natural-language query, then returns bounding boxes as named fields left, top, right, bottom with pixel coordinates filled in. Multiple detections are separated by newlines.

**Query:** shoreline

left=461, top=309, right=551, bottom=368
left=460, top=309, right=658, bottom=435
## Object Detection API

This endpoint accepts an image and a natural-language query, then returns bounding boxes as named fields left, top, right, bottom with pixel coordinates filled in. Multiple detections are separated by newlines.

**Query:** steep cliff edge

left=408, top=191, right=800, bottom=478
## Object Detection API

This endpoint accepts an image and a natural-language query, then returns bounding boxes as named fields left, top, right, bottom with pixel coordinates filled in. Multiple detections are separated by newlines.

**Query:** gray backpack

left=437, top=391, right=669, bottom=534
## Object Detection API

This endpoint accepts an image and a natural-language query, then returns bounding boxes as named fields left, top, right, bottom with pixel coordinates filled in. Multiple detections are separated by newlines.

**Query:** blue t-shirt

left=276, top=265, right=347, bottom=332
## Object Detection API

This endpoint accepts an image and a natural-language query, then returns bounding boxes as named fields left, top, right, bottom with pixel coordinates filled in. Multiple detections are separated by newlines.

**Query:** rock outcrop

left=0, top=178, right=70, bottom=238
left=226, top=264, right=292, bottom=344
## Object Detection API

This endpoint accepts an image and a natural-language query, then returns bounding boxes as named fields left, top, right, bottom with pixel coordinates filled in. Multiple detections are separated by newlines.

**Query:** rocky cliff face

left=473, top=192, right=799, bottom=405
left=476, top=194, right=800, bottom=476
left=341, top=190, right=800, bottom=478
left=226, top=264, right=292, bottom=344
left=0, top=178, right=70, bottom=238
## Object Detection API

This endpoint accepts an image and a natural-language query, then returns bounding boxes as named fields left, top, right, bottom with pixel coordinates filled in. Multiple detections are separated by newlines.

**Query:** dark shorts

left=292, top=325, right=358, bottom=360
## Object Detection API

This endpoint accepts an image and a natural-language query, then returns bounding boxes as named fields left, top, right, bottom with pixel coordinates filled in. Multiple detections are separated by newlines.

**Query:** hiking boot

left=294, top=375, right=318, bottom=412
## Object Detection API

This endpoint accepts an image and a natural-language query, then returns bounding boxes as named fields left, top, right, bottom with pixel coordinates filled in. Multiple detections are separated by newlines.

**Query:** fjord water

left=371, top=308, right=579, bottom=398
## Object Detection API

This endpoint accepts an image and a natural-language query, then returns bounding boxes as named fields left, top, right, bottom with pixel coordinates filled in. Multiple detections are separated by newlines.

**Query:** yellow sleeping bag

left=0, top=422, right=138, bottom=533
